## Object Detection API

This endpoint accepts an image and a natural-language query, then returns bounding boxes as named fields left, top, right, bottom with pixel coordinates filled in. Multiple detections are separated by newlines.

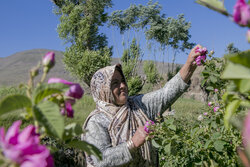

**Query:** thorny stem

left=40, top=72, right=47, bottom=83
left=26, top=72, right=33, bottom=98
left=40, top=66, right=49, bottom=84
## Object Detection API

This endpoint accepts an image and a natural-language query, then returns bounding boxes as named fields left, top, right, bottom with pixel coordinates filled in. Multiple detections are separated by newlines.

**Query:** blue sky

left=0, top=0, right=249, bottom=64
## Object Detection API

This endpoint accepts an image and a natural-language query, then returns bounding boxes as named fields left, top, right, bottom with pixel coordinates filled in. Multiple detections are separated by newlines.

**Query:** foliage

left=53, top=0, right=112, bottom=86
left=109, top=0, right=194, bottom=70
left=63, top=46, right=111, bottom=86
left=222, top=50, right=250, bottom=128
left=143, top=60, right=159, bottom=85
left=201, top=57, right=226, bottom=98
left=127, top=76, right=143, bottom=96
left=121, top=38, right=144, bottom=96
left=152, top=113, right=241, bottom=166
left=226, top=43, right=241, bottom=54
left=151, top=51, right=242, bottom=166
left=121, top=38, right=141, bottom=79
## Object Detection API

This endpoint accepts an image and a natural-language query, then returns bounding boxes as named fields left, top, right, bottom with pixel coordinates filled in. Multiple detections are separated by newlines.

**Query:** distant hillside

left=0, top=49, right=206, bottom=101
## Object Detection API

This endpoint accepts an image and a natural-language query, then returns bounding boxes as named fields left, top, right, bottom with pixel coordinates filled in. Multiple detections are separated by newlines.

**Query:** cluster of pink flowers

left=0, top=121, right=54, bottom=167
left=144, top=120, right=155, bottom=133
left=207, top=101, right=220, bottom=113
left=48, top=78, right=84, bottom=118
left=194, top=47, right=208, bottom=66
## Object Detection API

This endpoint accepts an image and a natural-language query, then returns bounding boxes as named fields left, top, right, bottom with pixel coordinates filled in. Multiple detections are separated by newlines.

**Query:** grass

left=172, top=97, right=206, bottom=123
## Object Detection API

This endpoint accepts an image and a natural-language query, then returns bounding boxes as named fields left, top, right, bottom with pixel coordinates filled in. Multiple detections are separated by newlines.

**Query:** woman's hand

left=180, top=44, right=202, bottom=83
left=131, top=126, right=148, bottom=148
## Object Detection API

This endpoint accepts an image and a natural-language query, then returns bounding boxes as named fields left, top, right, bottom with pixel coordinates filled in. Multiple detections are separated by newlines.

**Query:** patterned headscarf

left=83, top=64, right=152, bottom=166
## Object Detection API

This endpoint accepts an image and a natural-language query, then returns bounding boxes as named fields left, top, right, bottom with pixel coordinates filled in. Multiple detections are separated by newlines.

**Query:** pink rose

left=48, top=78, right=74, bottom=85
left=65, top=101, right=74, bottom=118
left=0, top=121, right=54, bottom=167
left=48, top=78, right=84, bottom=118
left=65, top=83, right=84, bottom=99
left=194, top=47, right=208, bottom=66
left=42, top=52, right=55, bottom=68
left=233, top=0, right=250, bottom=26
left=48, top=78, right=84, bottom=99
left=213, top=106, right=220, bottom=112
left=144, top=120, right=155, bottom=133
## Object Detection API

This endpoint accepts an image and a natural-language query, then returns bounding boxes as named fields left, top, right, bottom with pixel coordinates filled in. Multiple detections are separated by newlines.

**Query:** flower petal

left=5, top=120, right=21, bottom=145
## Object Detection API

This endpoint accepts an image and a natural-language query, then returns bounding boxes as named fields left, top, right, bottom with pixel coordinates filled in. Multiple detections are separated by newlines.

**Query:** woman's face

left=111, top=70, right=128, bottom=106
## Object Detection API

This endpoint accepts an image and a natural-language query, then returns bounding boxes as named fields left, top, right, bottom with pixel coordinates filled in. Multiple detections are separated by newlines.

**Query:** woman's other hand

left=180, top=44, right=202, bottom=83
left=131, top=126, right=148, bottom=148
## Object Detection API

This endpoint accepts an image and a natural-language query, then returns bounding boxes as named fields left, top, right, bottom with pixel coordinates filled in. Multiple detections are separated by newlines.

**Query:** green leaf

left=201, top=79, right=207, bottom=87
left=210, top=76, right=218, bottom=83
left=164, top=143, right=171, bottom=155
left=191, top=127, right=199, bottom=138
left=68, top=140, right=102, bottom=160
left=33, top=83, right=69, bottom=104
left=165, top=118, right=174, bottom=125
left=152, top=139, right=161, bottom=148
left=168, top=124, right=176, bottom=131
left=213, top=140, right=226, bottom=152
left=204, top=140, right=212, bottom=149
left=0, top=95, right=32, bottom=116
left=222, top=62, right=250, bottom=79
left=224, top=100, right=240, bottom=129
left=226, top=50, right=250, bottom=68
left=196, top=0, right=228, bottom=16
left=234, top=79, right=250, bottom=93
left=34, top=101, right=64, bottom=138
left=206, top=86, right=214, bottom=91
left=211, top=132, right=221, bottom=139
left=241, top=100, right=250, bottom=108
left=63, top=123, right=83, bottom=141
left=211, top=121, right=217, bottom=129
left=210, top=76, right=217, bottom=84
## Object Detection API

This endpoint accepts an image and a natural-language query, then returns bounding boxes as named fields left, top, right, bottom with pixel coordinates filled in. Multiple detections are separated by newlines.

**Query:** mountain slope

left=0, top=49, right=206, bottom=101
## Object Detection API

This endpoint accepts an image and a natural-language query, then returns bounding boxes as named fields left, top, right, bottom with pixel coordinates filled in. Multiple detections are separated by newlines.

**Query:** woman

left=82, top=45, right=202, bottom=167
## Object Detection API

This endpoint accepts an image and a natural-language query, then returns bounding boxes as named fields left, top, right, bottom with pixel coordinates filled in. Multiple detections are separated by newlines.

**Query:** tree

left=225, top=43, right=240, bottom=54
left=52, top=0, right=112, bottom=86
left=109, top=1, right=194, bottom=74
left=143, top=60, right=159, bottom=85
left=121, top=38, right=144, bottom=96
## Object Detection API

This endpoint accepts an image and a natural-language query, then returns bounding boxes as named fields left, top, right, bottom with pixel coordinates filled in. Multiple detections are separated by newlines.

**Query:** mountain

left=0, top=49, right=206, bottom=101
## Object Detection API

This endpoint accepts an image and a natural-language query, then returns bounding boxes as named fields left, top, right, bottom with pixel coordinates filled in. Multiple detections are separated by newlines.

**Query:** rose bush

left=149, top=0, right=249, bottom=166
left=0, top=52, right=101, bottom=166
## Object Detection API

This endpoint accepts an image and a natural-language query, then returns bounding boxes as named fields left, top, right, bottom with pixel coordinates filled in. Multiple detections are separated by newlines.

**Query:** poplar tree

left=53, top=0, right=112, bottom=86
